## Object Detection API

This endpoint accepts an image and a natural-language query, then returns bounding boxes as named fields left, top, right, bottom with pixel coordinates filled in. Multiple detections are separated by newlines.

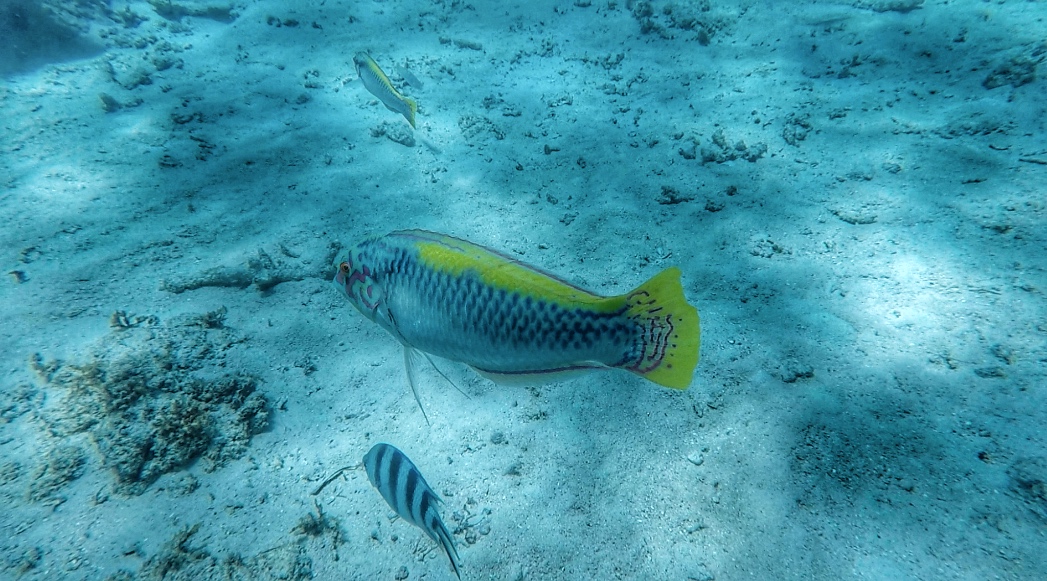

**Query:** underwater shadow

left=0, top=0, right=105, bottom=77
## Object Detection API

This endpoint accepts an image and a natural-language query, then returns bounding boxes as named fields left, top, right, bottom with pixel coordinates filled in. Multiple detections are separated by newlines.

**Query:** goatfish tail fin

left=615, top=267, right=700, bottom=389
left=405, top=96, right=417, bottom=128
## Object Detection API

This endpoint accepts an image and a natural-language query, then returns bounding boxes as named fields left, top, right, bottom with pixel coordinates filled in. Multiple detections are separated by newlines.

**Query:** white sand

left=1, top=0, right=1046, bottom=579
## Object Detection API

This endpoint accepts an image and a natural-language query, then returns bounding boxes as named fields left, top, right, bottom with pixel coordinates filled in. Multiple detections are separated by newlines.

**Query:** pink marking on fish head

left=333, top=247, right=383, bottom=318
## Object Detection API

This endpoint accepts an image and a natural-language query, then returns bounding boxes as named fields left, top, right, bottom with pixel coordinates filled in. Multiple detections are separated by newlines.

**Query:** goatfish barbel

left=363, top=443, right=461, bottom=579
left=333, top=230, right=700, bottom=419
left=353, top=52, right=418, bottom=128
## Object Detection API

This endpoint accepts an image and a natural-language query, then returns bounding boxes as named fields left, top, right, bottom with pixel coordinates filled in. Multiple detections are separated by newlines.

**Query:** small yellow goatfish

left=353, top=52, right=418, bottom=128
left=333, top=230, right=700, bottom=420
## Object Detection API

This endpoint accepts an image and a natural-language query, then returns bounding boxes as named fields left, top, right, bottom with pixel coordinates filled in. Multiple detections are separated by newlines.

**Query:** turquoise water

left=1, top=1, right=1045, bottom=579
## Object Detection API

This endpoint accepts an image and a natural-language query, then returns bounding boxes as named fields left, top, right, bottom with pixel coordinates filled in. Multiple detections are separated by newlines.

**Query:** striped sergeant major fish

left=332, top=230, right=701, bottom=419
left=353, top=52, right=418, bottom=128
left=363, top=443, right=461, bottom=579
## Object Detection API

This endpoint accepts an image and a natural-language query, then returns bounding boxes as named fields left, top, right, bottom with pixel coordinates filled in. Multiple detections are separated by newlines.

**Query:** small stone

left=782, top=362, right=815, bottom=383
left=991, top=344, right=1016, bottom=365
left=831, top=206, right=877, bottom=225
left=657, top=185, right=694, bottom=205
left=158, top=154, right=182, bottom=168
left=99, top=93, right=122, bottom=112
left=689, top=562, right=716, bottom=581
left=974, top=366, right=1006, bottom=379
left=704, top=199, right=725, bottom=212
left=1008, top=457, right=1047, bottom=502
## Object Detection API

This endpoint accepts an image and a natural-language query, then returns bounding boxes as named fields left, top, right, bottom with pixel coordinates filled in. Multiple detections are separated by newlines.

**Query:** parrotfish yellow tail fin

left=405, top=97, right=418, bottom=128
left=619, top=267, right=700, bottom=389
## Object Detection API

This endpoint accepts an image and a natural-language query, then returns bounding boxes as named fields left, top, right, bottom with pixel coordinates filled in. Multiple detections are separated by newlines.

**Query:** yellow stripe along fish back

left=333, top=230, right=700, bottom=394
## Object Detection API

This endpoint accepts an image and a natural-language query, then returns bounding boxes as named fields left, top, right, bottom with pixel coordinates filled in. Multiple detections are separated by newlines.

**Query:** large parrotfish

left=333, top=230, right=700, bottom=420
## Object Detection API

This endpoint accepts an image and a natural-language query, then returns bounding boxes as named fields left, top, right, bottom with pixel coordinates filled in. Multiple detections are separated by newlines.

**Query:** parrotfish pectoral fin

left=618, top=267, right=700, bottom=389
left=404, top=347, right=431, bottom=425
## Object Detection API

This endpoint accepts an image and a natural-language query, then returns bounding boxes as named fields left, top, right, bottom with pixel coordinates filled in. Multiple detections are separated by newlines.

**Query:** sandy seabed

left=1, top=1, right=1046, bottom=579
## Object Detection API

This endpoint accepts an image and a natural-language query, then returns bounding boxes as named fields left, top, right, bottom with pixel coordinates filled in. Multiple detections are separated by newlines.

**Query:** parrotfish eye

left=339, top=262, right=350, bottom=274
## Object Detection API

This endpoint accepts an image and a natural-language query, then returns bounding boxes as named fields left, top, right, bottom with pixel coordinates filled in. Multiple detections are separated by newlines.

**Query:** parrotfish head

left=333, top=247, right=384, bottom=320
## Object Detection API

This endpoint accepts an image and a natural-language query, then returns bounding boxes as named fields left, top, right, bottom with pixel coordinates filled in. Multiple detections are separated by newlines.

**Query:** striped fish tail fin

left=433, top=516, right=461, bottom=579
left=619, top=267, right=700, bottom=389
left=405, top=97, right=418, bottom=128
